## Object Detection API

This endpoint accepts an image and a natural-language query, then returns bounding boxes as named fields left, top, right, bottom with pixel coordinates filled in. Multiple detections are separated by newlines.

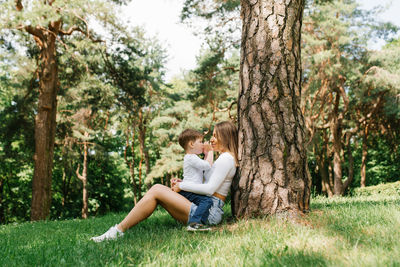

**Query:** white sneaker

left=91, top=224, right=124, bottom=242
left=187, top=223, right=211, bottom=232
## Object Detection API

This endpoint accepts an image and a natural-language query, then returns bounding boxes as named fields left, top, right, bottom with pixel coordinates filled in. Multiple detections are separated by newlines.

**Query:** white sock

left=115, top=224, right=123, bottom=233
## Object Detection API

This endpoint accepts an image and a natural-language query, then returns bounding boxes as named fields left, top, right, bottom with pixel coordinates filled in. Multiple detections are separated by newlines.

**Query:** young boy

left=174, top=129, right=214, bottom=231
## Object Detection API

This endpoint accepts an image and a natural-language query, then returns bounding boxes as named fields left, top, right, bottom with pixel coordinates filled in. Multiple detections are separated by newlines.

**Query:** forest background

left=0, top=0, right=399, bottom=223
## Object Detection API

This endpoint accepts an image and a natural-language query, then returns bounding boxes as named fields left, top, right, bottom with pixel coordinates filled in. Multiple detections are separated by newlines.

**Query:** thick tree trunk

left=233, top=0, right=310, bottom=217
left=360, top=125, right=369, bottom=187
left=30, top=27, right=60, bottom=221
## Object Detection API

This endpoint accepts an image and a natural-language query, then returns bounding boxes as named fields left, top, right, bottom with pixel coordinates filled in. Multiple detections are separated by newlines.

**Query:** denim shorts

left=188, top=196, right=224, bottom=225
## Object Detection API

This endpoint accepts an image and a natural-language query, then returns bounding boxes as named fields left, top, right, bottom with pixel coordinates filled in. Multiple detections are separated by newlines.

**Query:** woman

left=91, top=121, right=238, bottom=242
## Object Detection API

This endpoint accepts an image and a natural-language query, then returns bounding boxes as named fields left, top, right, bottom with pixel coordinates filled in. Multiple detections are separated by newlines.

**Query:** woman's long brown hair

left=214, top=121, right=239, bottom=166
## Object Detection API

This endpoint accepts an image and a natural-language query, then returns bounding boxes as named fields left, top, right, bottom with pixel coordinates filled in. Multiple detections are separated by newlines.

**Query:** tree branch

left=76, top=164, right=84, bottom=181
left=15, top=0, right=23, bottom=11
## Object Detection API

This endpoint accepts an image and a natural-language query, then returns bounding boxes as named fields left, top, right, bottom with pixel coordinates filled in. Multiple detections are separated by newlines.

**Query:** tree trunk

left=124, top=127, right=138, bottom=205
left=61, top=152, right=73, bottom=213
left=76, top=134, right=89, bottom=219
left=30, top=24, right=60, bottom=221
left=232, top=0, right=310, bottom=218
left=360, top=124, right=369, bottom=187
left=315, top=147, right=333, bottom=197
left=330, top=91, right=355, bottom=196
left=343, top=134, right=354, bottom=191
left=0, top=178, right=4, bottom=224
left=137, top=109, right=150, bottom=200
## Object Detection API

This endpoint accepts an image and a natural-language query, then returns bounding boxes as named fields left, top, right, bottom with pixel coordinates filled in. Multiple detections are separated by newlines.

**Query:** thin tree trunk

left=328, top=162, right=334, bottom=191
left=343, top=134, right=354, bottom=192
left=76, top=133, right=89, bottom=219
left=61, top=171, right=66, bottom=207
left=316, top=148, right=333, bottom=197
left=331, top=92, right=344, bottom=195
left=0, top=178, right=4, bottom=224
left=360, top=124, right=369, bottom=187
left=124, top=127, right=138, bottom=205
left=233, top=0, right=310, bottom=218
left=30, top=22, right=61, bottom=221
left=137, top=109, right=149, bottom=200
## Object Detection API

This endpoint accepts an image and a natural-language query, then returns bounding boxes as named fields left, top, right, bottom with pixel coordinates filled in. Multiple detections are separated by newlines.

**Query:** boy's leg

left=188, top=195, right=213, bottom=225
left=178, top=191, right=213, bottom=225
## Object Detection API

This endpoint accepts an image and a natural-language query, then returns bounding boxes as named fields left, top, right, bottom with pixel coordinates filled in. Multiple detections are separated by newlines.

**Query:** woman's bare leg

left=117, top=184, right=192, bottom=232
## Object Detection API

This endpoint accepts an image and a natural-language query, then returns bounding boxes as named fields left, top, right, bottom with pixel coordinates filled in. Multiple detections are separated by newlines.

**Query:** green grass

left=353, top=181, right=400, bottom=197
left=1, top=194, right=400, bottom=267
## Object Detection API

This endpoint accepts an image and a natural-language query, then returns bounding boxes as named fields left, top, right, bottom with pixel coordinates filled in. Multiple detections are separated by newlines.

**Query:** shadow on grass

left=260, top=250, right=328, bottom=267
left=2, top=196, right=399, bottom=266
left=1, top=211, right=223, bottom=266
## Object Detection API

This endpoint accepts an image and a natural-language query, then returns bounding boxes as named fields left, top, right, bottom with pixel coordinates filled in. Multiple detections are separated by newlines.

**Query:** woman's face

left=210, top=129, right=224, bottom=152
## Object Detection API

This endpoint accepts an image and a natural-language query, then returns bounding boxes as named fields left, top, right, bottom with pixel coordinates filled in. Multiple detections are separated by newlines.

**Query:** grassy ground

left=1, top=193, right=400, bottom=267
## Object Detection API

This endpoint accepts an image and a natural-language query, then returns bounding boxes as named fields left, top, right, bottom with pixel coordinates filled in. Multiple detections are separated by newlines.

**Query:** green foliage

left=0, top=0, right=119, bottom=32
left=303, top=0, right=400, bottom=195
left=0, top=39, right=37, bottom=223
left=1, top=0, right=400, bottom=224
left=181, top=0, right=240, bottom=21
left=181, top=0, right=241, bottom=48
left=146, top=47, right=238, bottom=182
left=352, top=137, right=400, bottom=186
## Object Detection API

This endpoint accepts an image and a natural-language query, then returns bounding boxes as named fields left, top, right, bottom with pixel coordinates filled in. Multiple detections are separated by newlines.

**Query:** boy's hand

left=203, top=141, right=213, bottom=154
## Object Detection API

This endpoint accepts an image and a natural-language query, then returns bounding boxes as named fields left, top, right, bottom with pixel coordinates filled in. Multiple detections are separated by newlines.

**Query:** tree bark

left=30, top=22, right=61, bottom=221
left=360, top=124, right=369, bottom=187
left=232, top=0, right=310, bottom=218
left=0, top=178, right=4, bottom=224
left=315, top=145, right=333, bottom=197
left=343, top=133, right=354, bottom=191
left=331, top=92, right=344, bottom=195
left=124, top=126, right=138, bottom=205
left=76, top=132, right=89, bottom=219
left=137, top=109, right=151, bottom=200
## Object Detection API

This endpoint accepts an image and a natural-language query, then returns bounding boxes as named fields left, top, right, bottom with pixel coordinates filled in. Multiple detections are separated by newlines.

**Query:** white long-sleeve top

left=179, top=152, right=236, bottom=197
left=182, top=154, right=212, bottom=184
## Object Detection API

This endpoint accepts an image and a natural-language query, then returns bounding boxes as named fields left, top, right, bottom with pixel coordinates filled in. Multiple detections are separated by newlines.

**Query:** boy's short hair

left=178, top=129, right=203, bottom=150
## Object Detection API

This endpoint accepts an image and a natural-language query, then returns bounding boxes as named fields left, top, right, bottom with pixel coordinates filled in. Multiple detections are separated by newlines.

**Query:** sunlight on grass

left=1, top=194, right=400, bottom=266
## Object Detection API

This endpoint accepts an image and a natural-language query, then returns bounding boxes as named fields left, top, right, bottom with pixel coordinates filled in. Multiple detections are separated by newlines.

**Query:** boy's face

left=190, top=138, right=204, bottom=154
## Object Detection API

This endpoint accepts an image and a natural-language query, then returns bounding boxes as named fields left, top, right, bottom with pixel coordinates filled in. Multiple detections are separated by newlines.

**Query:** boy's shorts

left=188, top=196, right=224, bottom=225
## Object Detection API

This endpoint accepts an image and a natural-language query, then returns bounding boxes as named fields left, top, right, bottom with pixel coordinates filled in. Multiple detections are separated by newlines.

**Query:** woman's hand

left=170, top=178, right=182, bottom=189
left=172, top=182, right=181, bottom=193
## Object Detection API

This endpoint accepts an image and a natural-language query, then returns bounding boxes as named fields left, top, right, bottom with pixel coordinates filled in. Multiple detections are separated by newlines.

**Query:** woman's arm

left=179, top=154, right=234, bottom=195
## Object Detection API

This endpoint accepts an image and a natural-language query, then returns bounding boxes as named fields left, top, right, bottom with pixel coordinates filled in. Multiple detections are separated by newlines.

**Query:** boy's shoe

left=187, top=223, right=211, bottom=232
left=91, top=224, right=124, bottom=242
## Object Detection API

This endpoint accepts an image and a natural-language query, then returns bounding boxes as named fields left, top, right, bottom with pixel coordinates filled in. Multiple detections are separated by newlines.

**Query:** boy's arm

left=203, top=142, right=213, bottom=167
left=179, top=153, right=235, bottom=195
left=187, top=154, right=211, bottom=170
left=204, top=151, right=213, bottom=167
